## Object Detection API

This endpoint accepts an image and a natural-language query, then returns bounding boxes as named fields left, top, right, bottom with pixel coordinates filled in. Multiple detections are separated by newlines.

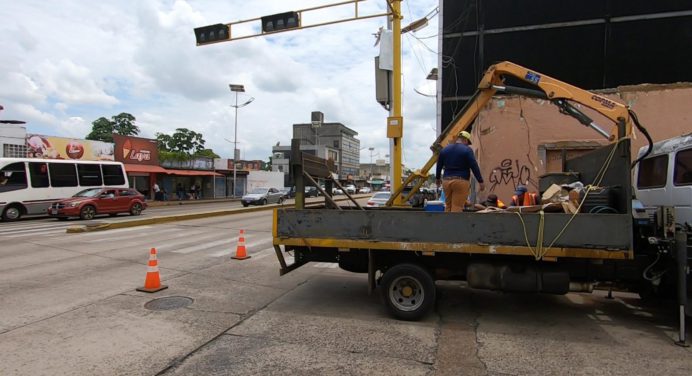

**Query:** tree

left=194, top=149, right=220, bottom=159
left=156, top=128, right=211, bottom=163
left=264, top=156, right=273, bottom=171
left=86, top=113, right=140, bottom=142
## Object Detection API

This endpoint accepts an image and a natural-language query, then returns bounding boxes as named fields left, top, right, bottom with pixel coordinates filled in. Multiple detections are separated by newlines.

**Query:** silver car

left=366, top=191, right=391, bottom=207
left=241, top=187, right=284, bottom=207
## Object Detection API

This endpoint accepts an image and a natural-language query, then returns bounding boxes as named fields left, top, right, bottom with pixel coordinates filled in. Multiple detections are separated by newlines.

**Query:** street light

left=229, top=84, right=254, bottom=197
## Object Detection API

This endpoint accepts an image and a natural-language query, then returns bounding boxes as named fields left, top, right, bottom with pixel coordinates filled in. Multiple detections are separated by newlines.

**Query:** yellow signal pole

left=387, top=0, right=404, bottom=205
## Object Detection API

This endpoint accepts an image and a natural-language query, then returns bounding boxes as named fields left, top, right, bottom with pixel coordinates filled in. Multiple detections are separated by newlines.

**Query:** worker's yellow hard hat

left=458, top=130, right=472, bottom=144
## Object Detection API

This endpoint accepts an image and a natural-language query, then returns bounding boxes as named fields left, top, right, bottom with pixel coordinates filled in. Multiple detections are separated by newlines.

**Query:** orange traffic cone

left=136, top=247, right=168, bottom=293
left=231, top=229, right=251, bottom=260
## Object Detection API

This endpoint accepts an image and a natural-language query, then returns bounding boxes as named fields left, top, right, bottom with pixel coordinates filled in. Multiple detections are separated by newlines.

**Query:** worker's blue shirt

left=436, top=143, right=484, bottom=182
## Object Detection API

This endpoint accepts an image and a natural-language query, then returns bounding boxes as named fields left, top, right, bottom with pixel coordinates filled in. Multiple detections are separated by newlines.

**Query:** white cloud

left=0, top=0, right=441, bottom=168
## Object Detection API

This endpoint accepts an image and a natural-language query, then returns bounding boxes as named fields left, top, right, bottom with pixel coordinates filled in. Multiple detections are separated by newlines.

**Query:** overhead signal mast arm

left=194, top=0, right=391, bottom=45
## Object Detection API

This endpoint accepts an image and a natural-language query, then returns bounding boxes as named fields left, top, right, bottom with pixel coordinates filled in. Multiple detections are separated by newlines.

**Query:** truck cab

left=635, top=133, right=692, bottom=228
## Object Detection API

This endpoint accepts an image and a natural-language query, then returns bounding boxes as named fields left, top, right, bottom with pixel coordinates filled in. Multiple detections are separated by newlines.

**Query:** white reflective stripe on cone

left=147, top=266, right=159, bottom=272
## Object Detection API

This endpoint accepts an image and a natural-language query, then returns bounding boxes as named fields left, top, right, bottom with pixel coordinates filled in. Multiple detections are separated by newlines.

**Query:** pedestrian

left=153, top=182, right=161, bottom=201
left=189, top=183, right=197, bottom=200
left=176, top=183, right=185, bottom=200
left=510, top=185, right=539, bottom=206
left=435, top=130, right=485, bottom=212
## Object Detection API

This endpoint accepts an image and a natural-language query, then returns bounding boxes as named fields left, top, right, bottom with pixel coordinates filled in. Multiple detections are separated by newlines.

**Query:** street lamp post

left=229, top=84, right=254, bottom=197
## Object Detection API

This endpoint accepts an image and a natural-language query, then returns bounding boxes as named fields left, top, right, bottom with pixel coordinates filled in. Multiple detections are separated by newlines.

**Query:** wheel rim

left=5, top=207, right=20, bottom=220
left=131, top=204, right=142, bottom=215
left=388, top=275, right=425, bottom=312
left=82, top=206, right=95, bottom=220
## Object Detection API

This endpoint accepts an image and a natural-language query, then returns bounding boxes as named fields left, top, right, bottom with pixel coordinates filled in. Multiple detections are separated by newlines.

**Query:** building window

left=333, top=140, right=339, bottom=148
left=637, top=155, right=668, bottom=189
left=3, top=144, right=27, bottom=158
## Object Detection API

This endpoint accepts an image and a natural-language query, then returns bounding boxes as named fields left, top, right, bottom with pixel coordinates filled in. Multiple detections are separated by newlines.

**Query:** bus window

left=48, top=163, right=78, bottom=187
left=0, top=162, right=28, bottom=192
left=77, top=164, right=102, bottom=186
left=29, top=162, right=50, bottom=188
left=636, top=155, right=668, bottom=189
left=674, top=149, right=692, bottom=186
left=102, top=164, right=125, bottom=186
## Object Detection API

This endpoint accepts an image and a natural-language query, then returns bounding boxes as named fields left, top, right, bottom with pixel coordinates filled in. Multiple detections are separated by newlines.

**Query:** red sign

left=113, top=135, right=159, bottom=165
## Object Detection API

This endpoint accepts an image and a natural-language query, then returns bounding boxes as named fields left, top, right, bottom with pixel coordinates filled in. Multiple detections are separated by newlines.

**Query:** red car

left=48, top=187, right=147, bottom=220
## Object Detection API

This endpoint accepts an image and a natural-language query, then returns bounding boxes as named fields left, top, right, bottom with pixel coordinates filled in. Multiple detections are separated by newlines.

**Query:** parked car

left=280, top=187, right=295, bottom=199
left=358, top=187, right=372, bottom=194
left=305, top=186, right=319, bottom=197
left=241, top=187, right=284, bottom=207
left=48, top=187, right=147, bottom=220
left=332, top=187, right=344, bottom=195
left=366, top=191, right=391, bottom=207
left=344, top=184, right=357, bottom=194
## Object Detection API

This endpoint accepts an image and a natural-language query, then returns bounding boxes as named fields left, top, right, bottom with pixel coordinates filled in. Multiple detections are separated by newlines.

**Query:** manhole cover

left=144, top=296, right=194, bottom=311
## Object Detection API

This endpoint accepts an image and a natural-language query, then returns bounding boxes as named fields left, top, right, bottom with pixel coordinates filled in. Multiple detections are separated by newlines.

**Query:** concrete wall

left=467, top=85, right=692, bottom=204
left=0, top=123, right=27, bottom=157
left=247, top=170, right=284, bottom=191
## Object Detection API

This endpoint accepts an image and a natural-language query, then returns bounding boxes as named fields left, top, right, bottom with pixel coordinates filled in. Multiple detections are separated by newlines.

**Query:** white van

left=634, top=133, right=692, bottom=227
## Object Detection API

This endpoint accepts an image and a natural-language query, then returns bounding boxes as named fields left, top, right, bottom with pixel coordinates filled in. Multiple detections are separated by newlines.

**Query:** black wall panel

left=440, top=0, right=692, bottom=128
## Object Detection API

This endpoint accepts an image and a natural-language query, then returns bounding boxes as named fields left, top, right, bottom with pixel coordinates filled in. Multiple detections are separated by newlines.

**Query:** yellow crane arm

left=388, top=61, right=633, bottom=206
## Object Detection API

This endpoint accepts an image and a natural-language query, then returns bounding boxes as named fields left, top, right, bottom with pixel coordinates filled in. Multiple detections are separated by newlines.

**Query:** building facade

left=272, top=113, right=360, bottom=185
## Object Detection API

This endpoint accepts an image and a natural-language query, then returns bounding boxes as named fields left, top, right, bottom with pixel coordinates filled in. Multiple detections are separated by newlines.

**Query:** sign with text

left=113, top=134, right=159, bottom=165
left=26, top=134, right=114, bottom=161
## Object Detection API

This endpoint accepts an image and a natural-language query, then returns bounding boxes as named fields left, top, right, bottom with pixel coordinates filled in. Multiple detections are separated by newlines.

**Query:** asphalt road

left=0, top=209, right=690, bottom=375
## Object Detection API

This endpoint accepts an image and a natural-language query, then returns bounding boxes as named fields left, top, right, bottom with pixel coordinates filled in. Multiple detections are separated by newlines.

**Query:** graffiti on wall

left=488, top=159, right=532, bottom=192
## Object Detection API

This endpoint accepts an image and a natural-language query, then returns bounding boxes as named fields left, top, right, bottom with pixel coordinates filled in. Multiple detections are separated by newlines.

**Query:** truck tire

left=381, top=263, right=436, bottom=321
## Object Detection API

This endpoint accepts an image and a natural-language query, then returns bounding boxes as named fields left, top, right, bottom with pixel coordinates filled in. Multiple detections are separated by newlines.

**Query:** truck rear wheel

left=381, top=263, right=435, bottom=321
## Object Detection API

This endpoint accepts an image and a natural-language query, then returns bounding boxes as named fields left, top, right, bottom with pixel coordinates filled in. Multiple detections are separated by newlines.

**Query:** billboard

left=26, top=134, right=114, bottom=160
left=113, top=134, right=160, bottom=165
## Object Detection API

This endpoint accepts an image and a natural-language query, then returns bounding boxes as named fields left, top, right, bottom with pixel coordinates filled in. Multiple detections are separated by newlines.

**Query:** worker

left=510, top=185, right=539, bottom=206
left=435, top=130, right=485, bottom=212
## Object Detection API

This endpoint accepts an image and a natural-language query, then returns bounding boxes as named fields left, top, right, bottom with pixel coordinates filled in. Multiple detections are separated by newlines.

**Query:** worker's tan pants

left=442, top=178, right=470, bottom=212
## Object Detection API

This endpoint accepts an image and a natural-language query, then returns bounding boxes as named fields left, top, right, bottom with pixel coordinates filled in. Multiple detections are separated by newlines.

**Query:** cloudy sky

left=0, top=0, right=440, bottom=168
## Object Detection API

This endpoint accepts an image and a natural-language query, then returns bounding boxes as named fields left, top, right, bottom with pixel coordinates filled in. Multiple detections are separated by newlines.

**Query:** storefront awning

left=123, top=164, right=222, bottom=176
left=124, top=164, right=169, bottom=174
left=166, top=169, right=223, bottom=176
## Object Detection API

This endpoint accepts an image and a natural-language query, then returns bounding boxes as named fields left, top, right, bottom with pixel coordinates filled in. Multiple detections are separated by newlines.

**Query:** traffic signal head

left=194, top=24, right=230, bottom=45
left=261, top=11, right=300, bottom=33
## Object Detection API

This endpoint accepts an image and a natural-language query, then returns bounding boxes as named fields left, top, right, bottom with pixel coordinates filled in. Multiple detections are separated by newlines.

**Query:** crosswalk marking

left=313, top=262, right=339, bottom=268
left=72, top=226, right=153, bottom=237
left=4, top=229, right=68, bottom=238
left=172, top=238, right=236, bottom=254
left=85, top=227, right=180, bottom=243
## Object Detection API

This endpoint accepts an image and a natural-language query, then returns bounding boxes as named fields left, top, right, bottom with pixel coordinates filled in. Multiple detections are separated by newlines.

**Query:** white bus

left=0, top=158, right=129, bottom=221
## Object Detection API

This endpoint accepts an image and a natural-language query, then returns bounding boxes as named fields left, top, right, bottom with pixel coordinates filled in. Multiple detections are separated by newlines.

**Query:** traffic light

left=261, top=11, right=300, bottom=33
left=194, top=24, right=230, bottom=45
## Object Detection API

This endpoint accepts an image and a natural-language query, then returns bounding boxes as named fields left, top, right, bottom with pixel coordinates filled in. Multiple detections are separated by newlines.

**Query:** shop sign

left=113, top=135, right=159, bottom=165
left=26, top=134, right=114, bottom=160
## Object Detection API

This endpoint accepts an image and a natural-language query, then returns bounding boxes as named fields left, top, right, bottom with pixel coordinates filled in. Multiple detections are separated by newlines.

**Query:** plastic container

left=425, top=200, right=445, bottom=212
